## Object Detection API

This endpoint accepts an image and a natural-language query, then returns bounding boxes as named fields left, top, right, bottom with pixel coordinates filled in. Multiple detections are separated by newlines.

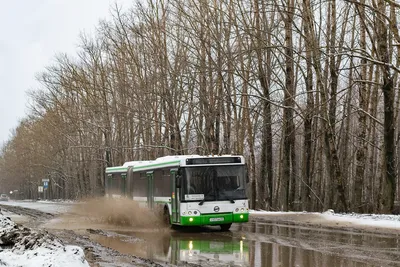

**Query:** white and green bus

left=105, top=155, right=249, bottom=230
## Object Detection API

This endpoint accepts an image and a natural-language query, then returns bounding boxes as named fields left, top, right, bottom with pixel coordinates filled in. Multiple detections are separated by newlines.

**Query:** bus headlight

left=241, top=208, right=244, bottom=212
left=185, top=210, right=200, bottom=216
left=189, top=217, right=194, bottom=222
left=235, top=208, right=239, bottom=212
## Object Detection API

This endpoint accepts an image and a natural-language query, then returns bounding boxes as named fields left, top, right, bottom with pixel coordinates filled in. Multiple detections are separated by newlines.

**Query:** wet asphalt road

left=1, top=201, right=400, bottom=267
left=89, top=221, right=400, bottom=267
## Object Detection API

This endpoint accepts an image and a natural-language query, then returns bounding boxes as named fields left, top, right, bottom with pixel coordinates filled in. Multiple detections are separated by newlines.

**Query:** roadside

left=0, top=202, right=205, bottom=267
left=0, top=204, right=172, bottom=267
left=1, top=201, right=399, bottom=267
left=250, top=210, right=400, bottom=235
left=0, top=210, right=89, bottom=267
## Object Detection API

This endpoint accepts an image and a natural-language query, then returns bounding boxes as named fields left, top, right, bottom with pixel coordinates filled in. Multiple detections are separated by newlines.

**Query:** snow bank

left=250, top=209, right=400, bottom=230
left=1, top=201, right=73, bottom=214
left=321, top=211, right=400, bottom=229
left=0, top=214, right=16, bottom=231
left=0, top=246, right=88, bottom=267
left=0, top=213, right=89, bottom=267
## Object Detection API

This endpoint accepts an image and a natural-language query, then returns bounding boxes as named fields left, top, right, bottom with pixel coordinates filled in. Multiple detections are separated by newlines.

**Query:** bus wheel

left=163, top=208, right=171, bottom=227
left=220, top=223, right=232, bottom=231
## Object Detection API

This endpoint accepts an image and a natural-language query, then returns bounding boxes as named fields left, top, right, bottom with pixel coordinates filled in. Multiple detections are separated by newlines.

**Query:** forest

left=0, top=0, right=399, bottom=213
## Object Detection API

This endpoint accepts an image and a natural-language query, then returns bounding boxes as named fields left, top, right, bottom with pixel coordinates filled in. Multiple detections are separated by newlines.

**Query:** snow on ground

left=0, top=200, right=74, bottom=214
left=321, top=209, right=400, bottom=229
left=250, top=209, right=400, bottom=230
left=0, top=212, right=89, bottom=267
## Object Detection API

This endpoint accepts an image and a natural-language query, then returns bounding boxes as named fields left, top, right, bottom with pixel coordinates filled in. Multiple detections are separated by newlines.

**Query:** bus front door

left=171, top=169, right=180, bottom=223
left=146, top=171, right=154, bottom=209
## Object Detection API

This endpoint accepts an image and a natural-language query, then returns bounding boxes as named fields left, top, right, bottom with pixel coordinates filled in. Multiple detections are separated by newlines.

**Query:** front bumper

left=180, top=212, right=249, bottom=226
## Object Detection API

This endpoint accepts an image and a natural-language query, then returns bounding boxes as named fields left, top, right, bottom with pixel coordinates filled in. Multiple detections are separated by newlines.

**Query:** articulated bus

left=105, top=155, right=249, bottom=230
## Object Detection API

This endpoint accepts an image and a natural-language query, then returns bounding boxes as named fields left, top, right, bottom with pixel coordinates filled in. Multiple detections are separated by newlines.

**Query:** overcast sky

left=0, top=0, right=130, bottom=145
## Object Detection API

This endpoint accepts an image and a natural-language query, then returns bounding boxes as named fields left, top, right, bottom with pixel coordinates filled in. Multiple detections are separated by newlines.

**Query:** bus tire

left=220, top=223, right=232, bottom=231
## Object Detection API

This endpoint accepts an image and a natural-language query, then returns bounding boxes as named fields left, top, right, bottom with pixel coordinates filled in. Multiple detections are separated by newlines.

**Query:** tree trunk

left=376, top=0, right=396, bottom=213
left=281, top=0, right=296, bottom=211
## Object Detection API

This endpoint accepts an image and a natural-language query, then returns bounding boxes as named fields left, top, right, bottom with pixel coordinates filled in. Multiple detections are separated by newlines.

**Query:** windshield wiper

left=224, top=190, right=235, bottom=203
left=199, top=189, right=213, bottom=205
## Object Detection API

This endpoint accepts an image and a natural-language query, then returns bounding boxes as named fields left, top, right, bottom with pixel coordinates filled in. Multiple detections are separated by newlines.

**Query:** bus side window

left=153, top=170, right=165, bottom=196
left=132, top=172, right=147, bottom=197
left=160, top=169, right=171, bottom=197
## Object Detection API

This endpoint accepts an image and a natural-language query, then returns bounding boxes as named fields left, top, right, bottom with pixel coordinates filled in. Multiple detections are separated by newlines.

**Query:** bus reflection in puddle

left=90, top=229, right=250, bottom=266
left=171, top=237, right=249, bottom=266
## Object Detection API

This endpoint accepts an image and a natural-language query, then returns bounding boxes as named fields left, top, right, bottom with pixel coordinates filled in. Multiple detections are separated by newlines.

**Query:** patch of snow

left=249, top=210, right=316, bottom=215
left=250, top=209, right=400, bottom=230
left=0, top=213, right=89, bottom=267
left=0, top=245, right=89, bottom=267
left=323, top=209, right=335, bottom=215
left=37, top=199, right=78, bottom=204
left=321, top=212, right=400, bottom=229
left=1, top=200, right=74, bottom=214
left=0, top=215, right=15, bottom=231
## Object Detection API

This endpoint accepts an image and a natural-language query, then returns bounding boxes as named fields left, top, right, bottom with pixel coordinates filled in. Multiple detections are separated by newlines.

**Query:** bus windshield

left=182, top=165, right=247, bottom=202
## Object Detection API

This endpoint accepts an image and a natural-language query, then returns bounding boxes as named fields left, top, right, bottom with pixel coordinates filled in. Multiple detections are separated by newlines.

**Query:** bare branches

left=0, top=0, right=399, bottom=211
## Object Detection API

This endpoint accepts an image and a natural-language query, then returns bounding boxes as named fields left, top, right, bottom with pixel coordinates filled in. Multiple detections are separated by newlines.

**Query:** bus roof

left=105, top=155, right=245, bottom=173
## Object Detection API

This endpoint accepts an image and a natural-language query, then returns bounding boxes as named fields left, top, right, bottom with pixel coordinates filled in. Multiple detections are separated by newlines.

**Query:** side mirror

left=245, top=166, right=249, bottom=183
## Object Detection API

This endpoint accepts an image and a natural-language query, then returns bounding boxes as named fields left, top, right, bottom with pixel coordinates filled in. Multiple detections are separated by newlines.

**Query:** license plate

left=210, top=217, right=224, bottom=222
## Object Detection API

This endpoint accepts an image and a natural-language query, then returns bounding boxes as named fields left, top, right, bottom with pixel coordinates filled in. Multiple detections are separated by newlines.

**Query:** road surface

left=1, top=200, right=399, bottom=267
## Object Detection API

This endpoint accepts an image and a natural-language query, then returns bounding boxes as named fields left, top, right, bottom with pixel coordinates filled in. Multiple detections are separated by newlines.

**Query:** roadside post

left=38, top=186, right=43, bottom=199
left=42, top=179, right=49, bottom=200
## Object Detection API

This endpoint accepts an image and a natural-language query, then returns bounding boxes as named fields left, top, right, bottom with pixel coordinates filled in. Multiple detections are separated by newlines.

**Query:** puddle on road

left=41, top=199, right=400, bottom=266
left=89, top=223, right=400, bottom=267
left=90, top=228, right=249, bottom=266
left=239, top=221, right=400, bottom=267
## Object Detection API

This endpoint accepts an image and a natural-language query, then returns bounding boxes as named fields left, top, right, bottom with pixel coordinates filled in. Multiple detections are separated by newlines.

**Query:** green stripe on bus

left=233, top=213, right=249, bottom=222
left=105, top=167, right=128, bottom=173
left=180, top=213, right=249, bottom=226
left=181, top=213, right=232, bottom=226
left=106, top=160, right=181, bottom=173
left=132, top=160, right=181, bottom=170
left=154, top=200, right=170, bottom=204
